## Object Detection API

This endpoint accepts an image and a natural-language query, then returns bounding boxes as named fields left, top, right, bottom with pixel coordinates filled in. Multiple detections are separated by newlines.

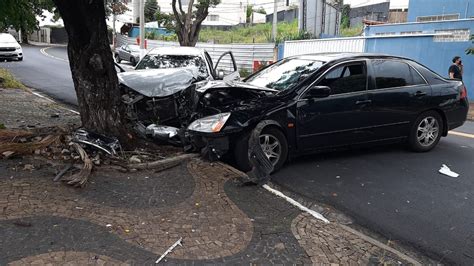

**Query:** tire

left=115, top=54, right=121, bottom=63
left=409, top=110, right=443, bottom=152
left=130, top=57, right=136, bottom=66
left=234, top=127, right=288, bottom=173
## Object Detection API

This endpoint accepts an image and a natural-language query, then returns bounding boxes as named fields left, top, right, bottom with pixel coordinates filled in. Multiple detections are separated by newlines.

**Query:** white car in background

left=0, top=33, right=23, bottom=61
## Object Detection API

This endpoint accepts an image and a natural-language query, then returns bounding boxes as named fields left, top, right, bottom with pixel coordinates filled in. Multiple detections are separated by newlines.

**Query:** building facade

left=407, top=0, right=474, bottom=22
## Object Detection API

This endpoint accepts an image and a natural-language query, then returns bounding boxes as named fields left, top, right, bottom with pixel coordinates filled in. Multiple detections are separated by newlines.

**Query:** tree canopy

left=0, top=0, right=55, bottom=41
left=145, top=0, right=159, bottom=22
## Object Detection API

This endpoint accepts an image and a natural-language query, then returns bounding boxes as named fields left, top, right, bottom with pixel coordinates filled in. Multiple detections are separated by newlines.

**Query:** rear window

left=410, top=61, right=448, bottom=85
left=372, top=60, right=426, bottom=89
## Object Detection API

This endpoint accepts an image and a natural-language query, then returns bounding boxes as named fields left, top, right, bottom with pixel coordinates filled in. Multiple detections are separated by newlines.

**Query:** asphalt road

left=1, top=45, right=77, bottom=106
left=273, top=125, right=474, bottom=265
left=1, top=45, right=135, bottom=107
left=2, top=44, right=474, bottom=264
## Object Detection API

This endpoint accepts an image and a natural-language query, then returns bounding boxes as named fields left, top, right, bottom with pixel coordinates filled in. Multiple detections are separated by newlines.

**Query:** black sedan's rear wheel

left=234, top=127, right=288, bottom=173
left=409, top=111, right=443, bottom=152
left=130, top=57, right=137, bottom=66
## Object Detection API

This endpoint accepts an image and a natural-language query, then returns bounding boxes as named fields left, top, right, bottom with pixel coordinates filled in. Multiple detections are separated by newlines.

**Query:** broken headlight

left=187, top=112, right=231, bottom=133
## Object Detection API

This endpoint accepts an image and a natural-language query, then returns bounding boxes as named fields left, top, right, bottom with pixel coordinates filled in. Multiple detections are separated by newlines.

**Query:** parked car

left=114, top=44, right=141, bottom=66
left=0, top=33, right=23, bottom=61
left=181, top=53, right=469, bottom=172
left=119, top=47, right=240, bottom=126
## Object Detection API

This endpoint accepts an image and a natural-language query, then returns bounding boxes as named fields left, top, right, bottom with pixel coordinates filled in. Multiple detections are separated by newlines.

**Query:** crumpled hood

left=118, top=68, right=198, bottom=97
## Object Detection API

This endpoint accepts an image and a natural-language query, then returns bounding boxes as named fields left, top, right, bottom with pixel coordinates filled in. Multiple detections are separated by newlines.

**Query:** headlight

left=187, top=113, right=231, bottom=133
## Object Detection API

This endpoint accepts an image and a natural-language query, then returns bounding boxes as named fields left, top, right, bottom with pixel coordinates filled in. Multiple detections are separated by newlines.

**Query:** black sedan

left=184, top=53, right=469, bottom=173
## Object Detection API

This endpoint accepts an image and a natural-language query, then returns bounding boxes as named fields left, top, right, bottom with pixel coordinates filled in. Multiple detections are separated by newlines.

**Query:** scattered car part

left=439, top=164, right=459, bottom=177
left=155, top=237, right=183, bottom=264
left=72, top=129, right=122, bottom=156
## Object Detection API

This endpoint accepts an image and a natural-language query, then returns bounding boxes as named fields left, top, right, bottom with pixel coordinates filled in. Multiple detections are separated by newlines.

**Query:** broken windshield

left=135, top=54, right=208, bottom=79
left=245, top=58, right=324, bottom=91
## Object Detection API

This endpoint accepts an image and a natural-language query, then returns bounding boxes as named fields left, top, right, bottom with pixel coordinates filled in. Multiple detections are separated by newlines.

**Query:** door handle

left=415, top=91, right=427, bottom=97
left=356, top=100, right=372, bottom=105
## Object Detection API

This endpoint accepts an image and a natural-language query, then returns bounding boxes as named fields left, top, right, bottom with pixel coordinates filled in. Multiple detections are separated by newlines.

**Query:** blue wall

left=129, top=27, right=172, bottom=38
left=408, top=0, right=474, bottom=22
left=365, top=19, right=474, bottom=98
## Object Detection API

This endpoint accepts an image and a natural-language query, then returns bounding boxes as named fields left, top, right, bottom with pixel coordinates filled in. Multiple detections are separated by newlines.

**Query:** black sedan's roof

left=290, top=53, right=410, bottom=63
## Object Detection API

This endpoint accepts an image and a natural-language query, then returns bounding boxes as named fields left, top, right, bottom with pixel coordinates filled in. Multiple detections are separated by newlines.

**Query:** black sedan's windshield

left=135, top=54, right=208, bottom=78
left=245, top=58, right=324, bottom=91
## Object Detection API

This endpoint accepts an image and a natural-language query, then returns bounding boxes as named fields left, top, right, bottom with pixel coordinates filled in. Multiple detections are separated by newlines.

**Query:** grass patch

left=0, top=68, right=26, bottom=90
left=340, top=26, right=364, bottom=37
left=198, top=21, right=308, bottom=44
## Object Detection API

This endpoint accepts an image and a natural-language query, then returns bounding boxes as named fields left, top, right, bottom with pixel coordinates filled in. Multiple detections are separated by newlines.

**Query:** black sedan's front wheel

left=234, top=127, right=288, bottom=173
left=409, top=111, right=443, bottom=152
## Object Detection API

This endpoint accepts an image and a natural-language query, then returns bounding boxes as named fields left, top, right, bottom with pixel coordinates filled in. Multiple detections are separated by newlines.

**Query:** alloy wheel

left=259, top=134, right=281, bottom=166
left=417, top=116, right=439, bottom=147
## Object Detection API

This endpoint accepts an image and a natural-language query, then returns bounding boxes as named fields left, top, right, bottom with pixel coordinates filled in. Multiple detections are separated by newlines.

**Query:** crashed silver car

left=119, top=47, right=240, bottom=130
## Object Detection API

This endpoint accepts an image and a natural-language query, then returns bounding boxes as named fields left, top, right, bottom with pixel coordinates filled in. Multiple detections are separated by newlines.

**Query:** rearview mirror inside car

left=305, top=86, right=331, bottom=99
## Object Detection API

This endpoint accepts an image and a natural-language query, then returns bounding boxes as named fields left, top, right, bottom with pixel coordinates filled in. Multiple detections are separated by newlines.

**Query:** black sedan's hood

left=118, top=68, right=199, bottom=97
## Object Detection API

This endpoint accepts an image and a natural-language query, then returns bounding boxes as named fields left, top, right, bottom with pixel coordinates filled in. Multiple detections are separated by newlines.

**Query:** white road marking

left=262, top=184, right=330, bottom=223
left=39, top=47, right=69, bottom=63
left=449, top=131, right=474, bottom=139
left=30, top=91, right=79, bottom=115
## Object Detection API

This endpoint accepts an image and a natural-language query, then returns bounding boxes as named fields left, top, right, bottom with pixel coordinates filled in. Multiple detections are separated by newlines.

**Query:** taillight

left=460, top=85, right=467, bottom=99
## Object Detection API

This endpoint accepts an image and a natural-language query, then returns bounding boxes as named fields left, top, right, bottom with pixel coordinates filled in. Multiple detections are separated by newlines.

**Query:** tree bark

left=171, top=0, right=209, bottom=47
left=52, top=0, right=132, bottom=144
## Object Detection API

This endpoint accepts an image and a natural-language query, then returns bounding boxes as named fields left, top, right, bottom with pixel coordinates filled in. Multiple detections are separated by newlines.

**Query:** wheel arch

left=430, top=108, right=448, bottom=136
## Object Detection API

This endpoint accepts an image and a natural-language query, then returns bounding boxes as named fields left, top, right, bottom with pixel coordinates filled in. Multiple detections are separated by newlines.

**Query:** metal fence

left=117, top=34, right=275, bottom=71
left=283, top=37, right=366, bottom=58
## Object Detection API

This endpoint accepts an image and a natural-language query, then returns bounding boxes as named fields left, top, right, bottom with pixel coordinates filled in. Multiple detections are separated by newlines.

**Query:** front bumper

left=0, top=51, right=22, bottom=60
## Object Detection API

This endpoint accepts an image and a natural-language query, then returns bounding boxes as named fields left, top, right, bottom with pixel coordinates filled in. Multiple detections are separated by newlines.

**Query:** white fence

left=117, top=34, right=275, bottom=71
left=283, top=37, right=366, bottom=58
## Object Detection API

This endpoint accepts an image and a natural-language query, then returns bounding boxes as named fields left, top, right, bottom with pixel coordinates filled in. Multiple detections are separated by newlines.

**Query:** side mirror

left=217, top=70, right=225, bottom=80
left=306, top=86, right=331, bottom=99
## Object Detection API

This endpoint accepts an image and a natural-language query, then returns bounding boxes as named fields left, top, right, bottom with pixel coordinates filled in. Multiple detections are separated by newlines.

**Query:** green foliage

left=246, top=5, right=254, bottom=23
left=340, top=25, right=363, bottom=37
left=255, top=7, right=266, bottom=15
left=199, top=21, right=311, bottom=44
left=239, top=68, right=251, bottom=78
left=467, top=34, right=474, bottom=55
left=341, top=4, right=350, bottom=29
left=0, top=0, right=54, bottom=34
left=145, top=0, right=158, bottom=22
left=156, top=9, right=175, bottom=30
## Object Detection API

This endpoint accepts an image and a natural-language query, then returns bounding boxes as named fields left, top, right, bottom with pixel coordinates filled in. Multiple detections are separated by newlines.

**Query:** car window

left=0, top=34, right=17, bottom=43
left=245, top=58, right=324, bottom=91
left=128, top=45, right=140, bottom=52
left=135, top=54, right=209, bottom=79
left=372, top=60, right=425, bottom=90
left=318, top=62, right=367, bottom=95
left=410, top=61, right=448, bottom=85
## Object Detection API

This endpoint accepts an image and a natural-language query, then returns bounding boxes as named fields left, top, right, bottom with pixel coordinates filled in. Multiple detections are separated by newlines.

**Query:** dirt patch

left=468, top=103, right=474, bottom=121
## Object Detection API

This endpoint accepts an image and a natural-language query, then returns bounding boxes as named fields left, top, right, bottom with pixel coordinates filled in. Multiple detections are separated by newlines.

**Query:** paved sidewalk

left=0, top=157, right=423, bottom=265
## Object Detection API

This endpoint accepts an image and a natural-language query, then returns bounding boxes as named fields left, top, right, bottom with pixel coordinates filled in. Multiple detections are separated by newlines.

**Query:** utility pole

left=139, top=0, right=145, bottom=58
left=112, top=0, right=117, bottom=50
left=272, top=0, right=278, bottom=42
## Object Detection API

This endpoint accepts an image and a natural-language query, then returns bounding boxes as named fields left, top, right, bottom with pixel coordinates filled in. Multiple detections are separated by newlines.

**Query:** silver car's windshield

left=246, top=58, right=324, bottom=91
left=128, top=45, right=140, bottom=52
left=135, top=54, right=208, bottom=78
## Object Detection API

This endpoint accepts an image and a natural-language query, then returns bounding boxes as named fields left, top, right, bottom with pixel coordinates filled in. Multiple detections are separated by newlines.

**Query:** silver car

left=114, top=44, right=140, bottom=66
left=0, top=33, right=23, bottom=61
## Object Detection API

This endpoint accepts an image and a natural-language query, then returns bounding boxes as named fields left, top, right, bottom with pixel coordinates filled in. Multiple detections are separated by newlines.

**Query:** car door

left=296, top=60, right=372, bottom=151
left=119, top=45, right=128, bottom=60
left=366, top=59, right=432, bottom=139
left=214, top=51, right=240, bottom=81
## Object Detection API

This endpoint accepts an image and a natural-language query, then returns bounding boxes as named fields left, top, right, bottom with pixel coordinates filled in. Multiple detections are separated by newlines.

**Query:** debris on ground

left=156, top=237, right=183, bottom=264
left=439, top=164, right=460, bottom=177
left=0, top=127, right=185, bottom=188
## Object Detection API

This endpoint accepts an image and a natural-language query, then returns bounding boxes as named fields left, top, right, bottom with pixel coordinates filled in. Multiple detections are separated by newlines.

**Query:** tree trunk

left=20, top=26, right=29, bottom=44
left=52, top=0, right=132, bottom=144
